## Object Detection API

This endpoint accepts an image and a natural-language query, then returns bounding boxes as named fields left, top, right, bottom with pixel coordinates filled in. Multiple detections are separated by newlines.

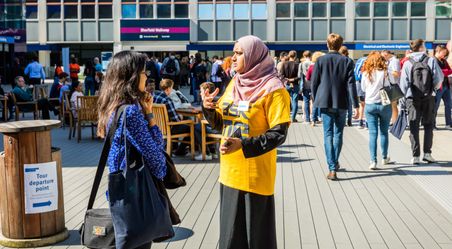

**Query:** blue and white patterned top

left=107, top=103, right=166, bottom=180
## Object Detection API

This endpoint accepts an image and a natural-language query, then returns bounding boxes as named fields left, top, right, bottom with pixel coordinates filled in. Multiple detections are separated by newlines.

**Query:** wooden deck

left=1, top=121, right=452, bottom=249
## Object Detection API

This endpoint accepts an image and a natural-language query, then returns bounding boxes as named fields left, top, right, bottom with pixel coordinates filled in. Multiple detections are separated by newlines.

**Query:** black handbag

left=109, top=106, right=174, bottom=249
left=380, top=72, right=404, bottom=105
left=163, top=151, right=186, bottom=189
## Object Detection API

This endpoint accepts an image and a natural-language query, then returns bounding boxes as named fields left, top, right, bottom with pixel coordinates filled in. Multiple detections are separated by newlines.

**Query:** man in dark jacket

left=311, top=33, right=359, bottom=180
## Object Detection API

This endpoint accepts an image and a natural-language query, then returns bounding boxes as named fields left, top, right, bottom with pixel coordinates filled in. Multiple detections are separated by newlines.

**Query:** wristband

left=145, top=113, right=154, bottom=120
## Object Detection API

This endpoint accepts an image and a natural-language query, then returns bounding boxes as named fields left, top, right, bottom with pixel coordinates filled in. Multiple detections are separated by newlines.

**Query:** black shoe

left=292, top=119, right=298, bottom=123
left=347, top=120, right=352, bottom=127
left=335, top=163, right=341, bottom=171
left=174, top=147, right=188, bottom=156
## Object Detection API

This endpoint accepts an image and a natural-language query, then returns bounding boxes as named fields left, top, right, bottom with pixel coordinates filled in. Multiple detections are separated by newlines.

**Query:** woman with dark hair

left=84, top=60, right=96, bottom=96
left=433, top=45, right=452, bottom=129
left=97, top=51, right=167, bottom=249
left=361, top=51, right=393, bottom=170
left=190, top=53, right=206, bottom=104
left=203, top=36, right=291, bottom=249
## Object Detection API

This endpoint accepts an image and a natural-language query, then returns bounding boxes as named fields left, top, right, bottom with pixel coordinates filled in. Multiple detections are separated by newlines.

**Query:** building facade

left=26, top=0, right=452, bottom=61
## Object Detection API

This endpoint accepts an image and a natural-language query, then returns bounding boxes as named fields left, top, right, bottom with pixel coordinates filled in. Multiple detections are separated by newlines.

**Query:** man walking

left=210, top=56, right=223, bottom=89
left=311, top=33, right=359, bottom=180
left=400, top=39, right=444, bottom=165
left=24, top=56, right=45, bottom=85
left=161, top=52, right=181, bottom=90
left=281, top=50, right=300, bottom=122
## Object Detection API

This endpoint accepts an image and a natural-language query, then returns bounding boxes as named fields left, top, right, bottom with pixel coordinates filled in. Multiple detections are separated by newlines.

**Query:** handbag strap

left=87, top=105, right=127, bottom=210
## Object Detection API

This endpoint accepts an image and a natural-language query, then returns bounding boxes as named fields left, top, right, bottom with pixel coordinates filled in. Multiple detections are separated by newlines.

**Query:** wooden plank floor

left=1, top=121, right=452, bottom=249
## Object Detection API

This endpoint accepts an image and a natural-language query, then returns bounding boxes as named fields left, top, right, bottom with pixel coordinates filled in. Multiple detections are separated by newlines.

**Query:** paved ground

left=0, top=90, right=451, bottom=248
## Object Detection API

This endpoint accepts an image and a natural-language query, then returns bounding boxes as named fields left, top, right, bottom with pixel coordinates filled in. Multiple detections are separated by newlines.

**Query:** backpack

left=194, top=64, right=207, bottom=83
left=409, top=55, right=434, bottom=99
left=215, top=65, right=225, bottom=78
left=165, top=58, right=177, bottom=74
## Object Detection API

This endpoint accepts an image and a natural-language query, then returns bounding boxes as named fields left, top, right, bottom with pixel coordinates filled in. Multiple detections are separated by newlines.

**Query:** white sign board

left=24, top=162, right=58, bottom=214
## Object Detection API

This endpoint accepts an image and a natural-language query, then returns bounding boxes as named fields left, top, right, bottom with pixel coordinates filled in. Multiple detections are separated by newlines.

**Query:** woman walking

left=361, top=52, right=393, bottom=170
left=202, top=35, right=291, bottom=249
left=84, top=60, right=96, bottom=96
left=433, top=45, right=452, bottom=129
left=97, top=51, right=167, bottom=249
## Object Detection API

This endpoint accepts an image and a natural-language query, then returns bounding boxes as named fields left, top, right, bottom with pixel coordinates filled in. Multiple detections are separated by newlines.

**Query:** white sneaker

left=411, top=157, right=421, bottom=165
left=195, top=154, right=212, bottom=161
left=422, top=153, right=437, bottom=163
left=211, top=153, right=219, bottom=159
left=369, top=161, right=378, bottom=170
left=382, top=157, right=392, bottom=166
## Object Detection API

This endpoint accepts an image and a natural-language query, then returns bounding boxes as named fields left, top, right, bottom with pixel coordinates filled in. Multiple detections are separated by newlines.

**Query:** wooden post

left=0, top=120, right=68, bottom=247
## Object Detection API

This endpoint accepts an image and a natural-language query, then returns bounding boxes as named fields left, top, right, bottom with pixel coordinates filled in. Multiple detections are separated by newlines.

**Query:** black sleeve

left=241, top=123, right=289, bottom=158
left=347, top=60, right=359, bottom=108
left=202, top=106, right=223, bottom=133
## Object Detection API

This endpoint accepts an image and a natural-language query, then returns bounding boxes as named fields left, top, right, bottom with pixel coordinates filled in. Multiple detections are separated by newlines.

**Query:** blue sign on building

left=121, top=20, right=190, bottom=41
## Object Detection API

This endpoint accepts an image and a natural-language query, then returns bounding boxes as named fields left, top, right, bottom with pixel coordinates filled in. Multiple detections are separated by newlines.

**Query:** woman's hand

left=203, top=88, right=220, bottom=110
left=220, top=137, right=242, bottom=155
left=140, top=92, right=153, bottom=114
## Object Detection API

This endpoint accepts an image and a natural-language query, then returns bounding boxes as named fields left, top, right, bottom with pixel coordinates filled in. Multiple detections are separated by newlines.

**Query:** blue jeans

left=302, top=89, right=311, bottom=122
left=84, top=77, right=95, bottom=96
left=365, top=103, right=392, bottom=163
left=312, top=107, right=320, bottom=122
left=321, top=108, right=347, bottom=171
left=287, top=85, right=300, bottom=121
left=434, top=86, right=451, bottom=126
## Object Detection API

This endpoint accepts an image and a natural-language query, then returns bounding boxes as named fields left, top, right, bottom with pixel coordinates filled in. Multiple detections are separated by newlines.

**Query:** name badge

left=237, top=101, right=250, bottom=112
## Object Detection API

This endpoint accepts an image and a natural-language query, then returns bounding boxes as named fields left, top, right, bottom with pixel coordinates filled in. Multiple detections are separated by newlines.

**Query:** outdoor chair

left=11, top=92, right=39, bottom=121
left=34, top=84, right=62, bottom=122
left=153, top=103, right=195, bottom=160
left=201, top=119, right=222, bottom=160
left=63, top=91, right=76, bottom=140
left=76, top=96, right=98, bottom=143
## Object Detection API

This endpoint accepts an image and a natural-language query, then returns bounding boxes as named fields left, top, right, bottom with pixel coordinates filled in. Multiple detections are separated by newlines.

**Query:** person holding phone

left=97, top=51, right=166, bottom=249
left=202, top=35, right=291, bottom=249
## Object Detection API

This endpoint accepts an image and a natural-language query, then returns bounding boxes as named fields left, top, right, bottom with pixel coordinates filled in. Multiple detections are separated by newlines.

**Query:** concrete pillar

left=267, top=0, right=276, bottom=43
left=113, top=0, right=122, bottom=51
left=345, top=0, right=355, bottom=41
left=426, top=0, right=435, bottom=42
left=190, top=0, right=198, bottom=43
left=38, top=0, right=47, bottom=45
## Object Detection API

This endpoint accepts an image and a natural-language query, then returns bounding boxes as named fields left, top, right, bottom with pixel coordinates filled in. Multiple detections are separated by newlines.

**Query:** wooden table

left=177, top=107, right=203, bottom=122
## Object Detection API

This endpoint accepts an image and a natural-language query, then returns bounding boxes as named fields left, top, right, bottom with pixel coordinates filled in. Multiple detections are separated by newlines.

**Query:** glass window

left=198, top=20, right=213, bottom=41
left=312, top=3, right=326, bottom=17
left=276, top=3, right=290, bottom=18
left=392, top=2, right=407, bottom=17
left=331, top=19, right=346, bottom=37
left=198, top=4, right=213, bottom=20
left=331, top=3, right=345, bottom=17
left=157, top=4, right=171, bottom=18
left=26, top=6, right=38, bottom=19
left=276, top=20, right=291, bottom=40
left=392, top=19, right=407, bottom=40
left=374, top=19, right=389, bottom=40
left=411, top=19, right=425, bottom=39
left=355, top=2, right=370, bottom=17
left=64, top=5, right=77, bottom=19
left=99, top=4, right=113, bottom=18
left=312, top=20, right=327, bottom=40
left=436, top=19, right=452, bottom=40
left=217, top=20, right=231, bottom=41
left=140, top=4, right=153, bottom=18
left=436, top=2, right=451, bottom=17
left=216, top=4, right=231, bottom=20
left=122, top=4, right=136, bottom=18
left=374, top=2, right=388, bottom=17
left=355, top=19, right=371, bottom=40
left=294, top=3, right=308, bottom=17
left=295, top=20, right=309, bottom=40
left=47, top=5, right=61, bottom=19
left=174, top=3, right=188, bottom=18
left=411, top=2, right=425, bottom=17
left=252, top=4, right=267, bottom=19
left=82, top=5, right=95, bottom=18
left=252, top=20, right=267, bottom=40
left=234, top=20, right=249, bottom=40
left=234, top=4, right=249, bottom=19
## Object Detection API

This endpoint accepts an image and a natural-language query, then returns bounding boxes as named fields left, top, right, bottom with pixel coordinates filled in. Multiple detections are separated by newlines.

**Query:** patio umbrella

left=390, top=109, right=408, bottom=140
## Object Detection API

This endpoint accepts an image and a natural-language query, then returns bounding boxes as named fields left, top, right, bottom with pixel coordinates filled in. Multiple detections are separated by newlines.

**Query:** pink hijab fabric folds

left=232, top=35, right=285, bottom=104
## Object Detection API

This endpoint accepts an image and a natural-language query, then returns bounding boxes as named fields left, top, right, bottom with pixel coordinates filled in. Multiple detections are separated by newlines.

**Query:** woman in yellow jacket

left=202, top=35, right=291, bottom=249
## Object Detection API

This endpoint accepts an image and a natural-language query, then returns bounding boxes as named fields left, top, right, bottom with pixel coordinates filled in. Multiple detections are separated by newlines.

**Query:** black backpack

left=194, top=64, right=207, bottom=83
left=165, top=58, right=177, bottom=74
left=409, top=55, right=434, bottom=99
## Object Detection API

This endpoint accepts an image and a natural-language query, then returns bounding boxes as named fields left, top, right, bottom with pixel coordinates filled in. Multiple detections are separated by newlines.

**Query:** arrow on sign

left=33, top=201, right=52, bottom=208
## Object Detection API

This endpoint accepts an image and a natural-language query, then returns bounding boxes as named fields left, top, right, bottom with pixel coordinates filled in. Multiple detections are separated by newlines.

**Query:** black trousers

left=171, top=124, right=191, bottom=152
left=219, top=184, right=277, bottom=249
left=135, top=242, right=152, bottom=249
left=406, top=97, right=435, bottom=157
left=29, top=78, right=41, bottom=85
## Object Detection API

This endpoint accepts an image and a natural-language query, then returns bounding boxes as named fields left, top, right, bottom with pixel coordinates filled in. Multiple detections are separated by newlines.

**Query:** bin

left=0, top=120, right=68, bottom=247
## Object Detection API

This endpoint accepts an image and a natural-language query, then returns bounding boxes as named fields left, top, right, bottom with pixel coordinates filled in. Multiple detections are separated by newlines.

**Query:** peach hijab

left=232, top=36, right=285, bottom=104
